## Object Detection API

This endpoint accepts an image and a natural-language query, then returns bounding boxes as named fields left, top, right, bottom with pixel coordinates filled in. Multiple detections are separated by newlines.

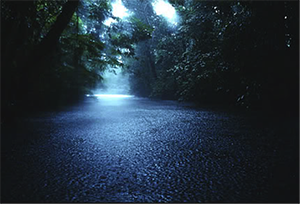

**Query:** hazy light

left=111, top=0, right=131, bottom=18
left=103, top=17, right=117, bottom=26
left=95, top=94, right=133, bottom=98
left=103, top=0, right=131, bottom=27
left=152, top=0, right=178, bottom=25
left=117, top=55, right=123, bottom=63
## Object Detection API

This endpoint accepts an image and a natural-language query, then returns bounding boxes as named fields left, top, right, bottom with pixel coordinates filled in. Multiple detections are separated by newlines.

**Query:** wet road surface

left=1, top=96, right=299, bottom=202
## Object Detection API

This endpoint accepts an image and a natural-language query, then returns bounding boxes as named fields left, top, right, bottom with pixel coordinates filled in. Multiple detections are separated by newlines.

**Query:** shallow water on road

left=1, top=97, right=299, bottom=202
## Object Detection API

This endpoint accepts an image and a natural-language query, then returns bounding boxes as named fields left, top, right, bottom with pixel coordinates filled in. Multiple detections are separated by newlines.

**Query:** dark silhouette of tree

left=17, top=0, right=79, bottom=105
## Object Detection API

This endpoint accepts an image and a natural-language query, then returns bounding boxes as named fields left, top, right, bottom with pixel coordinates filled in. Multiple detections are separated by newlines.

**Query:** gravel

left=1, top=97, right=299, bottom=202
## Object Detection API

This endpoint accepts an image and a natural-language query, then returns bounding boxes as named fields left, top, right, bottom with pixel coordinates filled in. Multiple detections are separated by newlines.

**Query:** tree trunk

left=148, top=54, right=157, bottom=80
left=17, top=0, right=79, bottom=105
left=145, top=43, right=157, bottom=80
left=38, top=0, right=79, bottom=55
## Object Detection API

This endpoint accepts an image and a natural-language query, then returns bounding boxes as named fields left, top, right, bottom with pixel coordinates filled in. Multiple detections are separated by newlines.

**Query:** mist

left=93, top=67, right=131, bottom=96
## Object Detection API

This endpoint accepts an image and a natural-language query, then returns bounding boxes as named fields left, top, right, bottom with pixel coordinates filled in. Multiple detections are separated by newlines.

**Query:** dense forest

left=2, top=0, right=299, bottom=118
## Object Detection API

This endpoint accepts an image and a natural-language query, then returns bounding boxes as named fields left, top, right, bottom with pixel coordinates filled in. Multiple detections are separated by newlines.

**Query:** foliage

left=1, top=0, right=298, bottom=115
left=129, top=0, right=298, bottom=112
left=2, top=0, right=107, bottom=110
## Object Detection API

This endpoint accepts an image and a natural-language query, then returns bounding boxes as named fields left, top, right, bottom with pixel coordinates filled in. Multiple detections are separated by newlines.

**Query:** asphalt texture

left=1, top=96, right=299, bottom=202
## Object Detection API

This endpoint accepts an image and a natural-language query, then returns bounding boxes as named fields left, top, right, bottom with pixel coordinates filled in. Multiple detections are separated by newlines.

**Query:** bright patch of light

left=152, top=0, right=178, bottom=25
left=90, top=27, right=96, bottom=32
left=86, top=94, right=90, bottom=97
left=103, top=17, right=117, bottom=26
left=117, top=55, right=123, bottom=63
left=111, top=0, right=131, bottom=18
left=82, top=25, right=88, bottom=33
left=95, top=94, right=133, bottom=98
left=121, top=48, right=130, bottom=53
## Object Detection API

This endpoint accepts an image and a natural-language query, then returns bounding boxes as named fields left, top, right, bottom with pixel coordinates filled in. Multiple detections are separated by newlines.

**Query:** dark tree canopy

left=1, top=0, right=299, bottom=118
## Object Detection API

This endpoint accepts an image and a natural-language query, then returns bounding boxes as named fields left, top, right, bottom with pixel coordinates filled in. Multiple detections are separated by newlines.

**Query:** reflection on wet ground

left=1, top=97, right=299, bottom=202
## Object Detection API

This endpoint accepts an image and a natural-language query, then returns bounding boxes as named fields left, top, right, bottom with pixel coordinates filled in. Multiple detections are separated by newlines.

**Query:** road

left=1, top=96, right=299, bottom=202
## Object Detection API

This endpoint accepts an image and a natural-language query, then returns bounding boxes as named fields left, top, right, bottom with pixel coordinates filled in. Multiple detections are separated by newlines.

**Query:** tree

left=16, top=0, right=79, bottom=105
left=125, top=0, right=298, bottom=113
